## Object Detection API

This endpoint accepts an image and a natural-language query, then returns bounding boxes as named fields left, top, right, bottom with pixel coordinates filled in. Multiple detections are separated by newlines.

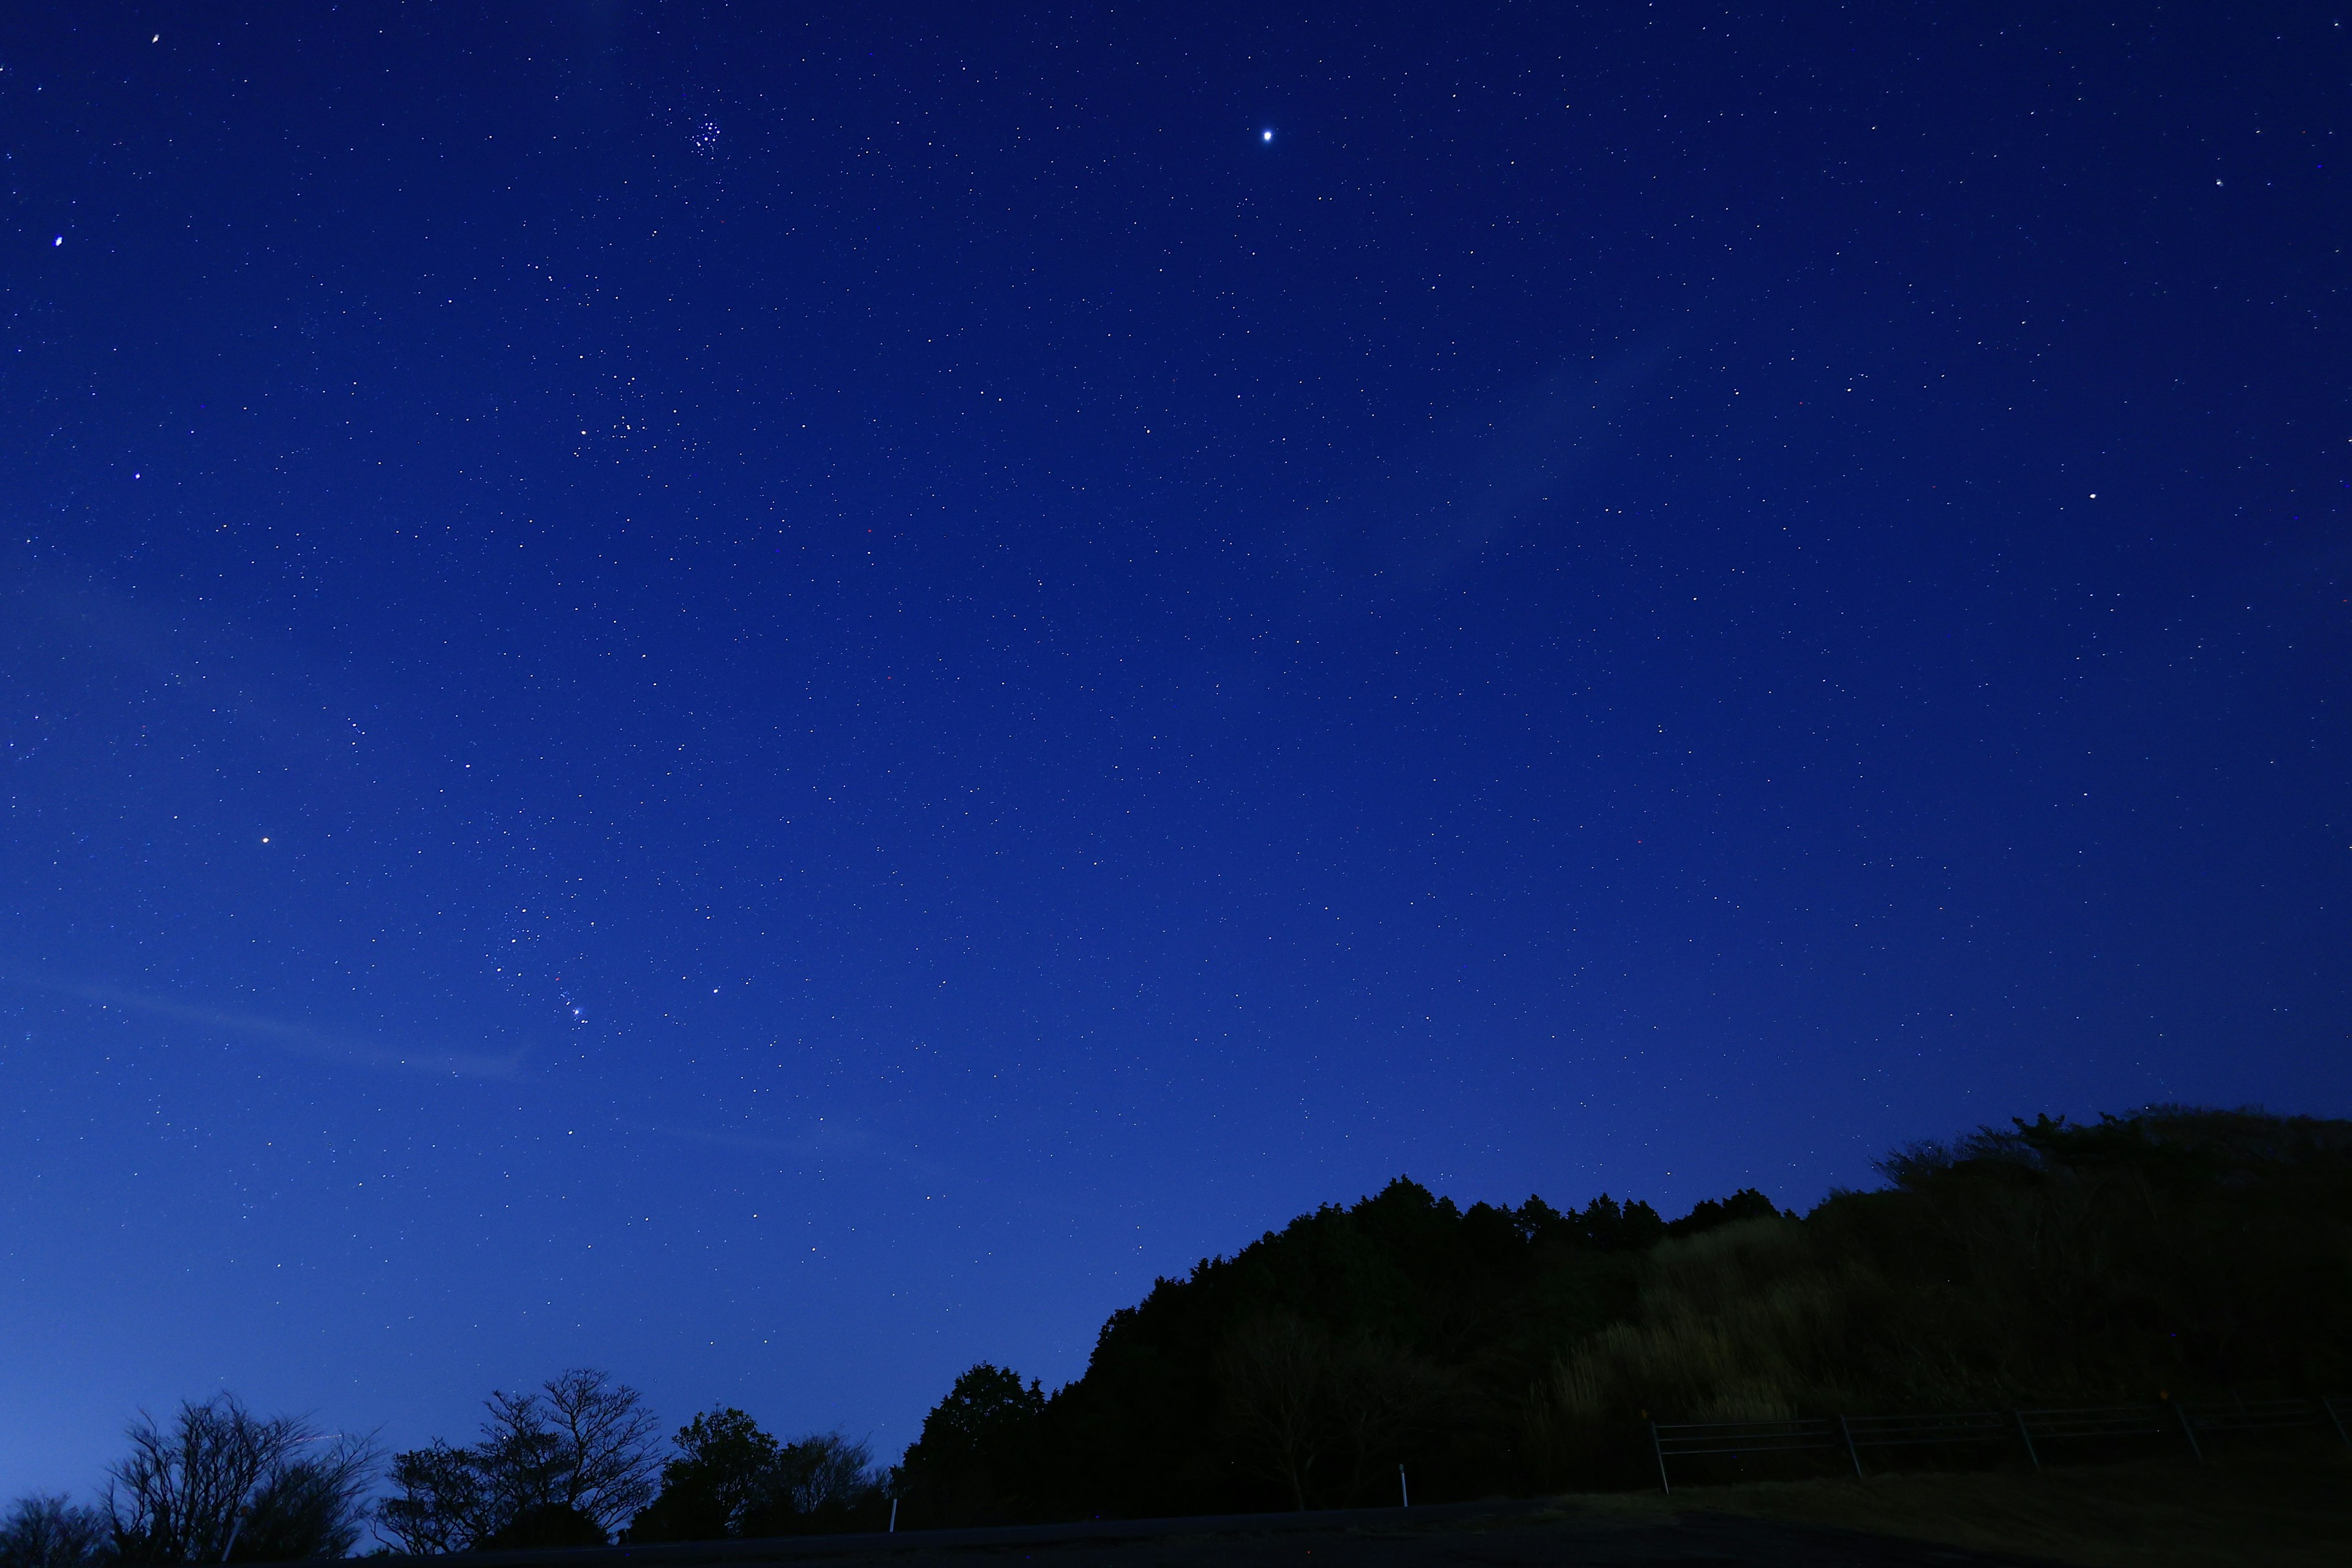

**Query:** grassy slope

left=1560, top=1452, right=2352, bottom=1568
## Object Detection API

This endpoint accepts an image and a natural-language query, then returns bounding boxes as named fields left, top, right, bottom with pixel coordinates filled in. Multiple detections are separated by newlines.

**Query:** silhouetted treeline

left=377, top=1373, right=886, bottom=1550
left=11, top=1106, right=2345, bottom=1558
left=0, top=1396, right=375, bottom=1568
left=0, top=1373, right=884, bottom=1565
left=886, top=1180, right=1782, bottom=1523
left=892, top=1106, right=2352, bottom=1523
left=623, top=1412, right=887, bottom=1543
left=378, top=1370, right=663, bottom=1551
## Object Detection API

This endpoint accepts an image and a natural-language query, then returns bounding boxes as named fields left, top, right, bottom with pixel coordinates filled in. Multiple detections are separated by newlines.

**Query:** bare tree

left=1327, top=1340, right=1449, bottom=1507
left=1219, top=1317, right=1447, bottom=1510
left=533, top=1370, right=661, bottom=1533
left=375, top=1444, right=488, bottom=1556
left=105, top=1396, right=375, bottom=1564
left=1218, top=1316, right=1337, bottom=1510
left=470, top=1390, right=567, bottom=1538
left=0, top=1495, right=110, bottom=1568
left=225, top=1446, right=379, bottom=1565
left=767, top=1433, right=878, bottom=1518
left=379, top=1371, right=658, bottom=1551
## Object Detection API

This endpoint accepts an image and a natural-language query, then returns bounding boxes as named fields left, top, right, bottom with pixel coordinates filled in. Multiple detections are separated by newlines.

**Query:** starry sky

left=3, top=1, right=2347, bottom=1505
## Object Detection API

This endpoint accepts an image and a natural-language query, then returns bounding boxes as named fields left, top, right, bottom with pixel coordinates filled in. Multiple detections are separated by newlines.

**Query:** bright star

left=1261, top=129, right=1274, bottom=143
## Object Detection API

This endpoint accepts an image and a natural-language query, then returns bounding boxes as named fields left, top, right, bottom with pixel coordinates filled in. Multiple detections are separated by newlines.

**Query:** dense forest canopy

left=889, top=1106, right=2352, bottom=1525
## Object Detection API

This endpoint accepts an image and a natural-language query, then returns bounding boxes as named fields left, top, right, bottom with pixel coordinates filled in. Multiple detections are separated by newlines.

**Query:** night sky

left=4, top=2, right=2347, bottom=1505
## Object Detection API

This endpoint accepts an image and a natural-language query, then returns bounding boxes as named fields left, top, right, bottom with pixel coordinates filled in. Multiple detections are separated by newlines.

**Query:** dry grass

left=1555, top=1450, right=2352, bottom=1567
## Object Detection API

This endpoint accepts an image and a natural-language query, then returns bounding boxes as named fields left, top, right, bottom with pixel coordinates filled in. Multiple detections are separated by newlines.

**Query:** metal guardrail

left=2183, top=1395, right=2340, bottom=1442
left=1649, top=1416, right=1850, bottom=1480
left=1648, top=1394, right=2351, bottom=1491
left=1844, top=1409, right=2016, bottom=1452
left=2011, top=1401, right=2184, bottom=1465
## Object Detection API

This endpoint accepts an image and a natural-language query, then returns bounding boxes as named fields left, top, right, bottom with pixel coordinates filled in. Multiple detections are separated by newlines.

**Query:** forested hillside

left=887, top=1107, right=2352, bottom=1525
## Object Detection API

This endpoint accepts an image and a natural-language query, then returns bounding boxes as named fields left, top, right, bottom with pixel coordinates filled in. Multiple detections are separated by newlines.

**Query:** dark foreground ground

left=1637, top=1450, right=2352, bottom=1567
left=365, top=1453, right=2352, bottom=1568
left=375, top=1498, right=2050, bottom=1568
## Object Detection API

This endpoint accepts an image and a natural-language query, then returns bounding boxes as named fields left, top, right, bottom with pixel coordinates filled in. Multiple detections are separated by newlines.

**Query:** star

left=1261, top=129, right=1274, bottom=143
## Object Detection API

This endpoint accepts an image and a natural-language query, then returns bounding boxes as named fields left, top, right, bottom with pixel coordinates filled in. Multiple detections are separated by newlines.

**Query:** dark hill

left=873, top=1107, right=2352, bottom=1526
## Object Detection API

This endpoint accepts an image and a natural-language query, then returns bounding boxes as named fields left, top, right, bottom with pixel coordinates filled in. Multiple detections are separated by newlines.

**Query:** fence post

left=1838, top=1415, right=1863, bottom=1480
left=2323, top=1396, right=2350, bottom=1452
left=2010, top=1409, right=2041, bottom=1476
left=1649, top=1421, right=1670, bottom=1494
left=2170, top=1400, right=2203, bottom=1464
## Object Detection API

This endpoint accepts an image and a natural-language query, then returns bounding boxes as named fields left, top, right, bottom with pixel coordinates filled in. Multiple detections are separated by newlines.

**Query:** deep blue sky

left=4, top=1, right=2346, bottom=1504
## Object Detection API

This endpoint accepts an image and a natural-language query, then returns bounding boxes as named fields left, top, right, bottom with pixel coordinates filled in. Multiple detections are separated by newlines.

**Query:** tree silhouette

left=627, top=1409, right=779, bottom=1542
left=628, top=1411, right=884, bottom=1544
left=378, top=1370, right=658, bottom=1552
left=896, top=1366, right=1044, bottom=1527
left=0, top=1495, right=109, bottom=1568
left=104, top=1396, right=374, bottom=1564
